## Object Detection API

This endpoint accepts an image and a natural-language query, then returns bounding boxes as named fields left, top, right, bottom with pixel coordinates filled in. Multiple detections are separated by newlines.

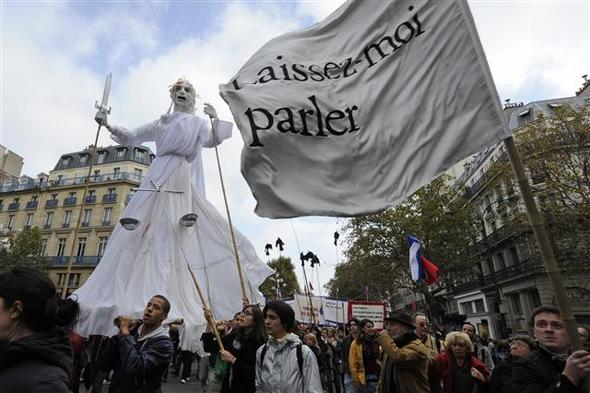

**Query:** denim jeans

left=359, top=373, right=378, bottom=393
left=343, top=373, right=358, bottom=393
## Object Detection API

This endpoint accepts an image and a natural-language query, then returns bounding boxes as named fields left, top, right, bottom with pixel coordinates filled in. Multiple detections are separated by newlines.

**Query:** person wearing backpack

left=255, top=300, right=322, bottom=393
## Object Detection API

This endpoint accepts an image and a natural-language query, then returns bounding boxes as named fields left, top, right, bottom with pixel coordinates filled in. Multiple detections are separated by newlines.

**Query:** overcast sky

left=1, top=0, right=588, bottom=298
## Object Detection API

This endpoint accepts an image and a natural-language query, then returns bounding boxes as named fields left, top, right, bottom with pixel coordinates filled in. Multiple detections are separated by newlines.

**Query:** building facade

left=452, top=79, right=590, bottom=338
left=0, top=144, right=154, bottom=295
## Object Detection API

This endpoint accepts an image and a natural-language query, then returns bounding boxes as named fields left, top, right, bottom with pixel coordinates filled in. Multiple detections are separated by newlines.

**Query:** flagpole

left=208, top=116, right=249, bottom=305
left=504, top=135, right=590, bottom=391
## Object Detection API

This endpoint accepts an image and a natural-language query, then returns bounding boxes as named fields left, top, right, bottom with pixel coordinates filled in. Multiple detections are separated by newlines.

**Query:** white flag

left=219, top=0, right=509, bottom=219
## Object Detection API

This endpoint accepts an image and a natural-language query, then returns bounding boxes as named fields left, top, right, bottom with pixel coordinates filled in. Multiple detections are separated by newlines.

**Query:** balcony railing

left=63, top=197, right=77, bottom=206
left=0, top=171, right=145, bottom=194
left=102, top=194, right=117, bottom=203
left=85, top=195, right=97, bottom=204
left=52, top=255, right=102, bottom=266
left=452, top=258, right=542, bottom=294
left=7, top=202, right=20, bottom=211
left=45, top=199, right=59, bottom=209
left=26, top=201, right=39, bottom=210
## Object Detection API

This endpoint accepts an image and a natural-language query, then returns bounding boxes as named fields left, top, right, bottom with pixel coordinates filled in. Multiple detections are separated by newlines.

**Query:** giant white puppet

left=74, top=78, right=272, bottom=339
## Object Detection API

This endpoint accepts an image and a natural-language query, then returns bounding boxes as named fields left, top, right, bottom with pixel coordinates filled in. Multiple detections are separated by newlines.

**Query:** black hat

left=384, top=312, right=414, bottom=329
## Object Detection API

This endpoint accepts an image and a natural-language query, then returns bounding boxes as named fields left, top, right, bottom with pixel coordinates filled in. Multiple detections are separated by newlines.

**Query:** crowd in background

left=1, top=267, right=590, bottom=393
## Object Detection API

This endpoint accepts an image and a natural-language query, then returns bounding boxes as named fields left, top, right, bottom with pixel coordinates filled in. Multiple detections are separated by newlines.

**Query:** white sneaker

left=181, top=379, right=186, bottom=384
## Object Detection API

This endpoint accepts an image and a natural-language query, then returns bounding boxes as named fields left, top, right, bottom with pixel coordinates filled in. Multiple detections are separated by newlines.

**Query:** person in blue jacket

left=100, top=295, right=174, bottom=393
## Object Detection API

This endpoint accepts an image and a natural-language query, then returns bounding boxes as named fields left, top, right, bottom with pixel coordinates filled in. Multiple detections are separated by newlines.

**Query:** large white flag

left=219, top=0, right=509, bottom=218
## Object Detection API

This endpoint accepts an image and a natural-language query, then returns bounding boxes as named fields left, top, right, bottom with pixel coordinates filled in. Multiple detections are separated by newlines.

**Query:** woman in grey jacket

left=255, top=300, right=323, bottom=393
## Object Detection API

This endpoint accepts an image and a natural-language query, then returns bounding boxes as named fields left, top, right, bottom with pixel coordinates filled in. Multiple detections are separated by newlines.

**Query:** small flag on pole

left=407, top=235, right=439, bottom=285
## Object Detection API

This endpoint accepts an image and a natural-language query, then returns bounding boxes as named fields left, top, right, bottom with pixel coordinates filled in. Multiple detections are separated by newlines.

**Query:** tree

left=260, top=256, right=301, bottom=300
left=326, top=175, right=477, bottom=319
left=0, top=227, right=48, bottom=272
left=487, top=105, right=590, bottom=264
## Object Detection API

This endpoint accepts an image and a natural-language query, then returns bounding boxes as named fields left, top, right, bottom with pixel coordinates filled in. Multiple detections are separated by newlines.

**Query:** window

left=98, top=236, right=109, bottom=256
left=474, top=299, right=485, bottom=313
left=13, top=197, right=19, bottom=204
left=68, top=274, right=80, bottom=287
left=63, top=210, right=72, bottom=227
left=26, top=213, right=34, bottom=226
left=103, top=207, right=112, bottom=224
left=460, top=301, right=473, bottom=314
left=134, top=168, right=143, bottom=180
left=135, top=149, right=146, bottom=161
left=510, top=294, right=523, bottom=315
left=59, top=273, right=81, bottom=287
left=69, top=192, right=76, bottom=198
left=97, top=151, right=107, bottom=164
left=51, top=194, right=57, bottom=200
left=88, top=190, right=95, bottom=197
left=7, top=215, right=15, bottom=230
left=82, top=209, right=92, bottom=226
left=108, top=188, right=116, bottom=195
left=113, top=167, right=121, bottom=179
left=495, top=252, right=506, bottom=271
left=57, top=238, right=67, bottom=256
left=508, top=247, right=519, bottom=265
left=31, top=195, right=38, bottom=201
left=76, top=237, right=86, bottom=257
left=40, top=239, right=48, bottom=256
left=79, top=155, right=88, bottom=166
left=61, top=157, right=71, bottom=168
left=116, top=149, right=126, bottom=160
left=45, top=212, right=53, bottom=227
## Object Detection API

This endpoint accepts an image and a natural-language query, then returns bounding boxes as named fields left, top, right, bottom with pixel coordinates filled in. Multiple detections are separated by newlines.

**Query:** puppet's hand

left=203, top=103, right=218, bottom=120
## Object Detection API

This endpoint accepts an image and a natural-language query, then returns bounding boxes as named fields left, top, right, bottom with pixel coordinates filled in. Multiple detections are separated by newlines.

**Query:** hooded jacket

left=255, top=332, right=323, bottom=393
left=0, top=327, right=73, bottom=393
left=376, top=332, right=430, bottom=393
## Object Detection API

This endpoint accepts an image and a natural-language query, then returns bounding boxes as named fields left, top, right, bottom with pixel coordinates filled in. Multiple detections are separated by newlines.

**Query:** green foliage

left=327, top=176, right=477, bottom=307
left=260, top=256, right=301, bottom=300
left=488, top=105, right=590, bottom=260
left=0, top=227, right=48, bottom=272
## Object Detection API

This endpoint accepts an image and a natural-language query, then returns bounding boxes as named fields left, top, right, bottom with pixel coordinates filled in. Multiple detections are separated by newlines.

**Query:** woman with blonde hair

left=428, top=331, right=491, bottom=393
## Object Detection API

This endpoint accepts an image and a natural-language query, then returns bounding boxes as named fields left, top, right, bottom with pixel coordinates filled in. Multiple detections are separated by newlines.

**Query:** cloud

left=2, top=0, right=588, bottom=297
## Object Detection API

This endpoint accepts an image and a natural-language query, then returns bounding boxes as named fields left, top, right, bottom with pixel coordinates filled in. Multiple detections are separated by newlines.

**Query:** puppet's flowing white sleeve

left=202, top=119, right=233, bottom=147
left=109, top=119, right=159, bottom=146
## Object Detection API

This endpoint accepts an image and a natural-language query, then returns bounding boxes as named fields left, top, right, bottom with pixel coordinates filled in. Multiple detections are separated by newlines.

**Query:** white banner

left=219, top=0, right=508, bottom=218
left=288, top=295, right=347, bottom=325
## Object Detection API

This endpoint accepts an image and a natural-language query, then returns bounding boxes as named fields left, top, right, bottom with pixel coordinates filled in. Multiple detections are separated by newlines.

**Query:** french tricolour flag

left=407, top=235, right=439, bottom=286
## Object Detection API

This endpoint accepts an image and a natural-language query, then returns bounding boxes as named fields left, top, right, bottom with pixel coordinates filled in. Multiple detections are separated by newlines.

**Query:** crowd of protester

left=1, top=267, right=590, bottom=393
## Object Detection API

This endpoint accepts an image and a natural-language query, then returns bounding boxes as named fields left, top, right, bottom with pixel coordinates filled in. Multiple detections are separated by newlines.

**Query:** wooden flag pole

left=504, top=135, right=589, bottom=392
left=186, top=265, right=225, bottom=351
left=208, top=116, right=249, bottom=305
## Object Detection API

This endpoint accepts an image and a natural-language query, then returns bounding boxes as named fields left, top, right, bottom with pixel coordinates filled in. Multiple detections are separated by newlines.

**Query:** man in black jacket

left=100, top=295, right=174, bottom=393
left=512, top=306, right=590, bottom=393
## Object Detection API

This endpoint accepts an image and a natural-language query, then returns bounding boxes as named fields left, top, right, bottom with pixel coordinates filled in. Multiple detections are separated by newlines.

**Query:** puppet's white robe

left=74, top=111, right=272, bottom=338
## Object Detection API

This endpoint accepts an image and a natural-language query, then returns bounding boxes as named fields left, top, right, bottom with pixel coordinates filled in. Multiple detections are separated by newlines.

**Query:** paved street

left=161, top=375, right=205, bottom=393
